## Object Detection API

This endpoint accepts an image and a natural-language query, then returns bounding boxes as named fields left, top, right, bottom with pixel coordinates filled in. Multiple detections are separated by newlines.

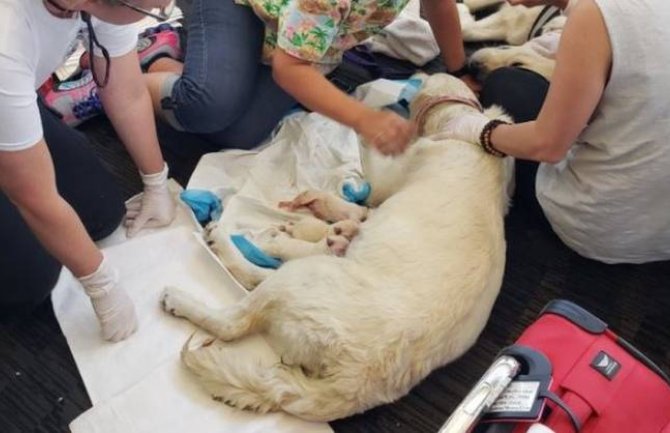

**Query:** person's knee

left=169, top=76, right=253, bottom=134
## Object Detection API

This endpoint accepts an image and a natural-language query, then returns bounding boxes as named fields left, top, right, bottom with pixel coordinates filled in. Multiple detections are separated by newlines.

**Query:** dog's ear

left=483, top=105, right=514, bottom=123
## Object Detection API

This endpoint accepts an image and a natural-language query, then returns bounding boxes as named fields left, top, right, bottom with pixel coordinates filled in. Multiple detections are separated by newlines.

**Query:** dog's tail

left=181, top=337, right=368, bottom=422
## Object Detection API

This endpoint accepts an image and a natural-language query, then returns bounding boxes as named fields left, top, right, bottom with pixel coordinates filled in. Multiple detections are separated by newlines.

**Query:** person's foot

left=137, top=23, right=182, bottom=71
left=39, top=70, right=102, bottom=127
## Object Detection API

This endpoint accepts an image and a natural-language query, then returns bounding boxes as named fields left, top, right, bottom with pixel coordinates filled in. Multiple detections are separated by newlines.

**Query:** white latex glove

left=124, top=162, right=176, bottom=237
left=433, top=113, right=490, bottom=145
left=78, top=257, right=138, bottom=342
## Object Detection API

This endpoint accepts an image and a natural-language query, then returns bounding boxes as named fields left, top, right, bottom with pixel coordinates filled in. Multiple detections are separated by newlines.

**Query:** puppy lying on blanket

left=160, top=73, right=513, bottom=422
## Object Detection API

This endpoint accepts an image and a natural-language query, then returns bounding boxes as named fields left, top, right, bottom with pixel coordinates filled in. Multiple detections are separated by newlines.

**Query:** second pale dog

left=161, top=73, right=512, bottom=422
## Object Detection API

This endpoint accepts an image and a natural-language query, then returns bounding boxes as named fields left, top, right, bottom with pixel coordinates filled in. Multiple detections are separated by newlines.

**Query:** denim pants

left=160, top=0, right=297, bottom=151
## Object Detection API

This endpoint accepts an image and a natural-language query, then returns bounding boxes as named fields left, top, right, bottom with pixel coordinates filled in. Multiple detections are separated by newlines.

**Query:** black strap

left=527, top=5, right=562, bottom=41
left=539, top=390, right=583, bottom=432
left=81, top=12, right=111, bottom=88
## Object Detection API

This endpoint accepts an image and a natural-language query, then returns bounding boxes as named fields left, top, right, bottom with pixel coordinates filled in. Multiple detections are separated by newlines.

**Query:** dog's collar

left=414, top=95, right=483, bottom=136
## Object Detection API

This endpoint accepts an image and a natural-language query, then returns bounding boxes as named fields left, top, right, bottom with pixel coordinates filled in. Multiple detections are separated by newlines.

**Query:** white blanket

left=54, top=202, right=330, bottom=433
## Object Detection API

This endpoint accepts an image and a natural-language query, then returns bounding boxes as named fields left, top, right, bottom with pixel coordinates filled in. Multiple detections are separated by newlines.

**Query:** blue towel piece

left=398, top=77, right=423, bottom=105
left=384, top=77, right=424, bottom=118
left=230, top=234, right=282, bottom=269
left=342, top=180, right=372, bottom=205
left=180, top=189, right=223, bottom=225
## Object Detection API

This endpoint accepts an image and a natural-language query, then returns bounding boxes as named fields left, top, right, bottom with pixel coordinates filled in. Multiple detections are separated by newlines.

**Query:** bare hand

left=355, top=109, right=416, bottom=156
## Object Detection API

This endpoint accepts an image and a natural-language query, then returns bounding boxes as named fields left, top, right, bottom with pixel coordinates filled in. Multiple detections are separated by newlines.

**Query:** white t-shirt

left=536, top=0, right=670, bottom=263
left=0, top=0, right=138, bottom=151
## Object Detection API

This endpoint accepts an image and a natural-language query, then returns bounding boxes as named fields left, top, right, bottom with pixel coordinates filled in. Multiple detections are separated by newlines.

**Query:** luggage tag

left=480, top=345, right=553, bottom=425
left=481, top=373, right=550, bottom=423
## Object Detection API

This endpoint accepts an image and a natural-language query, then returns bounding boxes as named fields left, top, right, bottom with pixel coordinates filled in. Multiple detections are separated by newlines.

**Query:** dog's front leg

left=160, top=287, right=256, bottom=342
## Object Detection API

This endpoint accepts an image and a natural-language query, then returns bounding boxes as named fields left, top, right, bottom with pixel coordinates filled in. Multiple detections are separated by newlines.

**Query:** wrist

left=79, top=256, right=118, bottom=298
left=140, top=162, right=169, bottom=186
left=351, top=106, right=375, bottom=133
left=478, top=119, right=510, bottom=158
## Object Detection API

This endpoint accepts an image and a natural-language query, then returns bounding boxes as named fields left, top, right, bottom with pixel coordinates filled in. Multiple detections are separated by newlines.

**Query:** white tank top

left=536, top=0, right=670, bottom=263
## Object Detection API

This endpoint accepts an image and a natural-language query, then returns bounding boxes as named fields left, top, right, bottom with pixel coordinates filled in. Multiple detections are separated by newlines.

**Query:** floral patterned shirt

left=235, top=0, right=409, bottom=72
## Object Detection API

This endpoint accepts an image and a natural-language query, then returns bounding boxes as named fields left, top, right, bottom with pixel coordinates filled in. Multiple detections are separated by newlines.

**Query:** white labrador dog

left=469, top=16, right=565, bottom=81
left=160, top=73, right=512, bottom=422
left=461, top=0, right=565, bottom=81
left=462, top=0, right=545, bottom=45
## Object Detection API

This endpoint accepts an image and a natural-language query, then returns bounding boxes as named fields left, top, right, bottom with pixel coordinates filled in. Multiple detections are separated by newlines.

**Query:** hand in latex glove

left=355, top=109, right=417, bottom=156
left=436, top=113, right=490, bottom=145
left=79, top=258, right=138, bottom=342
left=125, top=163, right=176, bottom=237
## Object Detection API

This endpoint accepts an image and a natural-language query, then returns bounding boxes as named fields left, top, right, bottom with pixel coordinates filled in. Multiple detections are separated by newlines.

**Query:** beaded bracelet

left=479, top=119, right=510, bottom=158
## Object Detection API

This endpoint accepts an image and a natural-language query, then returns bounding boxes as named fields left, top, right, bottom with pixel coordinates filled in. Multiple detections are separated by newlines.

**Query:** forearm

left=0, top=142, right=102, bottom=277
left=489, top=121, right=566, bottom=163
left=100, top=85, right=164, bottom=175
left=18, top=194, right=103, bottom=277
left=95, top=52, right=164, bottom=175
left=272, top=60, right=372, bottom=130
left=422, top=0, right=466, bottom=71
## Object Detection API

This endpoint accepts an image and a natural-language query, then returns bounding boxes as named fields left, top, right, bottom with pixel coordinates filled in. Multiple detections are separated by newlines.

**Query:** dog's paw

left=328, top=219, right=361, bottom=240
left=278, top=221, right=295, bottom=235
left=326, top=235, right=351, bottom=257
left=160, top=286, right=189, bottom=318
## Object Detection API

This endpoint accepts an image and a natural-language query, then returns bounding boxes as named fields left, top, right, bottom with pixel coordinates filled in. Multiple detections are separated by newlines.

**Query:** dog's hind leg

left=181, top=343, right=371, bottom=421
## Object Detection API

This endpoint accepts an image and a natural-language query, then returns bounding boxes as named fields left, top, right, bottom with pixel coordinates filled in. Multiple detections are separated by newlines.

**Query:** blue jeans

left=161, top=0, right=297, bottom=150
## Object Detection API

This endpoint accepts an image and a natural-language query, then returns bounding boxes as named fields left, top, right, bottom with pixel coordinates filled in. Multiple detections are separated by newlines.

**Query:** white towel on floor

left=53, top=189, right=332, bottom=433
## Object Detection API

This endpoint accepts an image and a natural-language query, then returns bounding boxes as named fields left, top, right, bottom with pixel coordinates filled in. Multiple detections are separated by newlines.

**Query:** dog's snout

left=334, top=226, right=342, bottom=235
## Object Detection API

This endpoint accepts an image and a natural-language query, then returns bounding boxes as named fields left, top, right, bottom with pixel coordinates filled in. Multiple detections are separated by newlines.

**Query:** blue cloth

left=384, top=77, right=424, bottom=118
left=342, top=180, right=371, bottom=205
left=180, top=189, right=223, bottom=225
left=230, top=234, right=282, bottom=269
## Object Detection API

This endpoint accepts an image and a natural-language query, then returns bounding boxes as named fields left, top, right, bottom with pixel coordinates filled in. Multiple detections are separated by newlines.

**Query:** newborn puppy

left=279, top=217, right=361, bottom=243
